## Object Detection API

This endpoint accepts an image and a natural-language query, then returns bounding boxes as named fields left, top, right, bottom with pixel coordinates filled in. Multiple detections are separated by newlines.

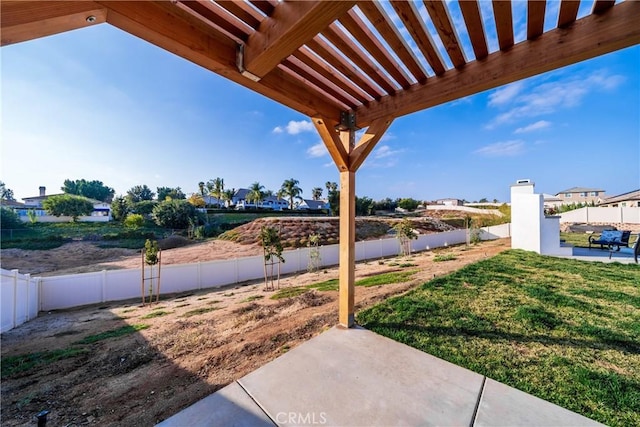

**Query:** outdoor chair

left=609, top=234, right=639, bottom=263
left=589, top=230, right=631, bottom=251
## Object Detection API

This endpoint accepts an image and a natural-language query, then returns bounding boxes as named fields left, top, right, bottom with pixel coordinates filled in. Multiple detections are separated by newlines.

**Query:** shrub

left=1, top=207, right=22, bottom=230
left=152, top=199, right=197, bottom=229
left=124, top=213, right=145, bottom=229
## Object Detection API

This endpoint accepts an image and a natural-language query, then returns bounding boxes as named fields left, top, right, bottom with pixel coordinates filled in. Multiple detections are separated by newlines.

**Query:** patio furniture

left=609, top=234, right=639, bottom=263
left=589, top=230, right=631, bottom=250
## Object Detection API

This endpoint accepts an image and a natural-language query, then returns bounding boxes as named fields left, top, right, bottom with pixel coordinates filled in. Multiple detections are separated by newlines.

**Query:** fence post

left=12, top=269, right=19, bottom=329
left=198, top=262, right=202, bottom=290
left=25, top=273, right=31, bottom=322
left=101, top=270, right=107, bottom=303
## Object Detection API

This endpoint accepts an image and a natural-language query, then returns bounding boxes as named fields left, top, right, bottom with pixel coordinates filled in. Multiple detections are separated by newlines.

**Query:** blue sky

left=1, top=8, right=638, bottom=204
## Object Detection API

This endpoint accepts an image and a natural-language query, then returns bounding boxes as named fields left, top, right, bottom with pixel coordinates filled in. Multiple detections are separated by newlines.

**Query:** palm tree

left=326, top=181, right=338, bottom=194
left=280, top=178, right=303, bottom=210
left=198, top=181, right=207, bottom=198
left=222, top=188, right=235, bottom=208
left=210, top=178, right=224, bottom=207
left=311, top=187, right=323, bottom=200
left=246, top=182, right=265, bottom=208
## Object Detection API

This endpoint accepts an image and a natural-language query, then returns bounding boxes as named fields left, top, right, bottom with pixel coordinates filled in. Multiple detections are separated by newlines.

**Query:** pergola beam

left=1, top=1, right=107, bottom=46
left=98, top=1, right=341, bottom=121
left=355, top=0, right=640, bottom=127
left=241, top=0, right=356, bottom=79
left=350, top=118, right=394, bottom=171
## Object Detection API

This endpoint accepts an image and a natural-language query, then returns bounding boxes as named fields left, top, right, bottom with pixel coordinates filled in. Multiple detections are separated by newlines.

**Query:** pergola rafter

left=2, top=0, right=638, bottom=327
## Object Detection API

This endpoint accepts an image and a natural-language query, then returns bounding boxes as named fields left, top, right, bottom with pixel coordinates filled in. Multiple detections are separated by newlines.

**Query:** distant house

left=15, top=186, right=111, bottom=222
left=202, top=195, right=223, bottom=207
left=232, top=189, right=287, bottom=210
left=435, top=198, right=463, bottom=206
left=599, top=189, right=640, bottom=207
left=542, top=193, right=563, bottom=209
left=555, top=187, right=605, bottom=205
left=297, top=199, right=330, bottom=210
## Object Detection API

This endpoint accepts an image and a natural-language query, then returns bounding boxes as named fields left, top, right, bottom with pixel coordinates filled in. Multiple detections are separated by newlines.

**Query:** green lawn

left=357, top=250, right=640, bottom=427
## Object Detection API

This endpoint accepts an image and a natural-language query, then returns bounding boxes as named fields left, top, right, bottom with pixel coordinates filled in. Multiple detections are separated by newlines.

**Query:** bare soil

left=1, top=236, right=509, bottom=426
left=1, top=239, right=510, bottom=426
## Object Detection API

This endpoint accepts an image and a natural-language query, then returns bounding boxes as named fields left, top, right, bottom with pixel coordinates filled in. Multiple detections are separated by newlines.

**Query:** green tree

left=246, top=182, right=265, bottom=208
left=126, top=185, right=155, bottom=203
left=62, top=179, right=115, bottom=202
left=393, top=218, right=417, bottom=256
left=157, top=186, right=186, bottom=201
left=326, top=182, right=339, bottom=216
left=311, top=187, right=323, bottom=200
left=1, top=207, right=22, bottom=229
left=0, top=181, right=15, bottom=201
left=280, top=178, right=303, bottom=210
left=152, top=199, right=198, bottom=229
left=397, top=198, right=420, bottom=211
left=110, top=195, right=129, bottom=222
left=356, top=196, right=374, bottom=216
left=42, top=194, right=94, bottom=222
left=124, top=213, right=145, bottom=229
left=132, top=200, right=157, bottom=216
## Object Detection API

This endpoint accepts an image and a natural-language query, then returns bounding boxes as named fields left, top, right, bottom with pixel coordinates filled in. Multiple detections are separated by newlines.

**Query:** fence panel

left=24, top=226, right=511, bottom=314
left=40, top=272, right=103, bottom=311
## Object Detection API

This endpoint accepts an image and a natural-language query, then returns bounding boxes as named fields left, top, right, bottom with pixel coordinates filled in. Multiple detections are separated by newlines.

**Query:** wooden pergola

left=3, top=0, right=638, bottom=327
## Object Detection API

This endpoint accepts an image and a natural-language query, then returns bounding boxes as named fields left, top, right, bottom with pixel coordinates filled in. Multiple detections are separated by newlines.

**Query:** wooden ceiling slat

left=282, top=57, right=359, bottom=108
left=356, top=0, right=640, bottom=127
left=243, top=1, right=356, bottom=78
left=558, top=0, right=580, bottom=28
left=492, top=0, right=514, bottom=51
left=390, top=0, right=446, bottom=75
left=215, top=0, right=262, bottom=30
left=593, top=1, right=616, bottom=15
left=527, top=0, right=546, bottom=40
left=293, top=47, right=373, bottom=103
left=323, top=24, right=398, bottom=95
left=423, top=0, right=466, bottom=68
left=357, top=1, right=428, bottom=83
left=277, top=64, right=350, bottom=112
left=306, top=37, right=385, bottom=99
left=180, top=1, right=250, bottom=42
left=248, top=0, right=275, bottom=17
left=98, top=0, right=340, bottom=120
left=339, top=10, right=413, bottom=88
left=458, top=0, right=489, bottom=60
left=1, top=0, right=107, bottom=46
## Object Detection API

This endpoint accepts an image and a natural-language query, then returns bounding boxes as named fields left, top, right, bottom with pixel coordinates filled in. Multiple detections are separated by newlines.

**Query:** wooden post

left=312, top=115, right=393, bottom=328
left=339, top=168, right=356, bottom=327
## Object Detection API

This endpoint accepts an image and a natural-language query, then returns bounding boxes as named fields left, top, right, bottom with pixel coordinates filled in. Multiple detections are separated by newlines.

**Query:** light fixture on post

left=86, top=15, right=97, bottom=24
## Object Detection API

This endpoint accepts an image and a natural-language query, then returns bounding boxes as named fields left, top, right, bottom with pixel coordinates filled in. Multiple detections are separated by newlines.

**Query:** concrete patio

left=158, top=326, right=603, bottom=427
left=560, top=246, right=638, bottom=264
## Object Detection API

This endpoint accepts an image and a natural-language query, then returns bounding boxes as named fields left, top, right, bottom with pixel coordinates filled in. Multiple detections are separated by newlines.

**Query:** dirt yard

left=1, top=235, right=509, bottom=426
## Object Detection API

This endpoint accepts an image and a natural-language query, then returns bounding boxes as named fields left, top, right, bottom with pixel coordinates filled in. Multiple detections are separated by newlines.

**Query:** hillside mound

left=218, top=216, right=455, bottom=248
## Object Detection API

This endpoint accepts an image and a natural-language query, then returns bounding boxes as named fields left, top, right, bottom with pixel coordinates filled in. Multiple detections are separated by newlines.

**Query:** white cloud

left=373, top=145, right=402, bottom=159
left=273, top=120, right=315, bottom=135
left=485, top=70, right=626, bottom=129
left=287, top=120, right=314, bottom=134
left=514, top=120, right=551, bottom=134
left=488, top=82, right=524, bottom=106
left=474, top=140, right=525, bottom=157
left=307, top=142, right=327, bottom=158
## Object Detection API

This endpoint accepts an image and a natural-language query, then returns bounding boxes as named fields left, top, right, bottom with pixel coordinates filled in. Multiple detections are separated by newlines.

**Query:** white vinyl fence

left=559, top=207, right=640, bottom=224
left=2, top=225, right=510, bottom=330
left=1, top=269, right=39, bottom=333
